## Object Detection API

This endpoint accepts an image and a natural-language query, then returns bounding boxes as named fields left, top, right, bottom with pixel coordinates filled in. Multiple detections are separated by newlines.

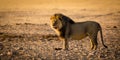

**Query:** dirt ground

left=0, top=8, right=120, bottom=60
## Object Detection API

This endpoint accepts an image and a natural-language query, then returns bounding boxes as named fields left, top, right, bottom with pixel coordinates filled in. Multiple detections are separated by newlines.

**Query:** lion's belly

left=70, top=34, right=87, bottom=40
left=70, top=24, right=88, bottom=40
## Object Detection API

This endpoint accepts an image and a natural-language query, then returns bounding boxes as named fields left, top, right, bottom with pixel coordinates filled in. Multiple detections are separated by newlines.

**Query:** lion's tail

left=99, top=27, right=108, bottom=48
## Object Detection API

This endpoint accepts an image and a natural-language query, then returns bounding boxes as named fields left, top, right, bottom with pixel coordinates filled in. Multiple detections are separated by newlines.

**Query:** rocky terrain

left=0, top=9, right=120, bottom=60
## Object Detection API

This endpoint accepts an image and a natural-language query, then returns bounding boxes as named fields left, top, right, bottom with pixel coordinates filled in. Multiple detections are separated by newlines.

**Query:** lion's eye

left=58, top=17, right=61, bottom=20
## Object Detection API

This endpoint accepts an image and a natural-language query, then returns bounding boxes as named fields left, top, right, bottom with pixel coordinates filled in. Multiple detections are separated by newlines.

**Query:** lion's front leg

left=62, top=22, right=70, bottom=50
left=62, top=39, right=69, bottom=50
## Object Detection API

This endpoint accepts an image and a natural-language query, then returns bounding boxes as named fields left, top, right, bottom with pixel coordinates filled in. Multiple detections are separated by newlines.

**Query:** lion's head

left=50, top=13, right=75, bottom=30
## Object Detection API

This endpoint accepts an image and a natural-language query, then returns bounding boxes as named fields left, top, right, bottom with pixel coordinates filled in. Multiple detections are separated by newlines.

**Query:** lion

left=50, top=13, right=107, bottom=50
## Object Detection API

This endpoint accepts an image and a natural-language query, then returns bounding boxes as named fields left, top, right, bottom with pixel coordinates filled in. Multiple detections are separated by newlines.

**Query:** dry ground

left=0, top=9, right=120, bottom=60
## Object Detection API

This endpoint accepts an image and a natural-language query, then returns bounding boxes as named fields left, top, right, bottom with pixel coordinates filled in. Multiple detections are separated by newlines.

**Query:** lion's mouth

left=53, top=26, right=58, bottom=29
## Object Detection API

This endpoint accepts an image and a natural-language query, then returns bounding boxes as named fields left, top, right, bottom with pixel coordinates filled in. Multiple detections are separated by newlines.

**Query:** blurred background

left=0, top=0, right=120, bottom=10
left=0, top=0, right=120, bottom=25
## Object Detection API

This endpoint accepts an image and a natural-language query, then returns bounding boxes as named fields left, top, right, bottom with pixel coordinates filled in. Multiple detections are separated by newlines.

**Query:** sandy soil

left=0, top=9, right=120, bottom=60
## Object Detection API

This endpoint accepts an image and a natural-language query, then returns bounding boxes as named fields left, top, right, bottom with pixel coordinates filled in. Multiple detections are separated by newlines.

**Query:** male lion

left=50, top=13, right=107, bottom=50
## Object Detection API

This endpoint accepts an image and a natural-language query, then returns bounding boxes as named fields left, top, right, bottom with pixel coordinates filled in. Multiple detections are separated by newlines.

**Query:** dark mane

left=54, top=13, right=74, bottom=38
left=54, top=13, right=75, bottom=24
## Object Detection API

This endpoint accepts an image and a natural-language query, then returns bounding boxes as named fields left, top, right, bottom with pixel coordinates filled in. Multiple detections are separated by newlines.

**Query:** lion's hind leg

left=90, top=37, right=98, bottom=50
left=90, top=39, right=94, bottom=50
left=88, top=32, right=98, bottom=50
left=93, top=37, right=98, bottom=50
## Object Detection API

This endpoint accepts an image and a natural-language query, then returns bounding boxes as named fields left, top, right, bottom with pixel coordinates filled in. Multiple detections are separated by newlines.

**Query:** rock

left=113, top=26, right=117, bottom=28
left=0, top=43, right=4, bottom=50
left=99, top=54, right=106, bottom=58
left=54, top=48, right=62, bottom=50
left=19, top=47, right=24, bottom=50
left=7, top=51, right=12, bottom=56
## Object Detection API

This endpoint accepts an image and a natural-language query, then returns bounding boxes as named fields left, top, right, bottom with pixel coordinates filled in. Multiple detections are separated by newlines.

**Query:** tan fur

left=50, top=13, right=107, bottom=50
